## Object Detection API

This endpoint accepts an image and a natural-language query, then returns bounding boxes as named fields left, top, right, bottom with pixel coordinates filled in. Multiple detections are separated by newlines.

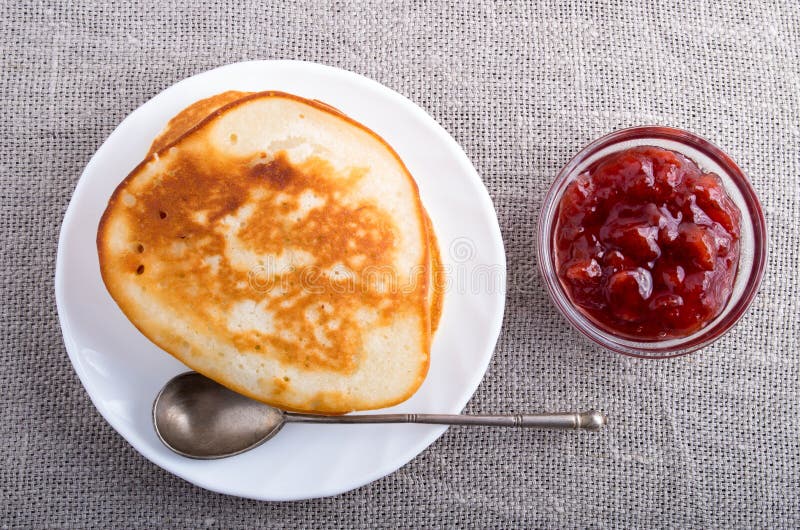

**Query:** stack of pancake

left=97, top=91, right=443, bottom=413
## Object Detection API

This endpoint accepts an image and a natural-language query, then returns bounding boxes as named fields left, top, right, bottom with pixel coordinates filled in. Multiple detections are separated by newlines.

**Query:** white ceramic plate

left=55, top=60, right=506, bottom=501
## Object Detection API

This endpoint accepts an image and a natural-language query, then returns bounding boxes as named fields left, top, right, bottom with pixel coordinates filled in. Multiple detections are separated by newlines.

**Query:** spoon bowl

left=153, top=372, right=286, bottom=459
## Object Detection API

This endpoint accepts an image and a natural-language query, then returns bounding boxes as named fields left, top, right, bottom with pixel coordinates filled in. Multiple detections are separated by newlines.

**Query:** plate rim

left=55, top=59, right=506, bottom=500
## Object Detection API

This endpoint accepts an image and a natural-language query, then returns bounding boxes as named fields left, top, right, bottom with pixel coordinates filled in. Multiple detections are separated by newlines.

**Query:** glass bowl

left=537, top=126, right=767, bottom=358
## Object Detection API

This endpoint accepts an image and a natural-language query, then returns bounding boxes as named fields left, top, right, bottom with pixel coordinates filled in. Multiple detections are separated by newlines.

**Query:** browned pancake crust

left=148, top=90, right=445, bottom=332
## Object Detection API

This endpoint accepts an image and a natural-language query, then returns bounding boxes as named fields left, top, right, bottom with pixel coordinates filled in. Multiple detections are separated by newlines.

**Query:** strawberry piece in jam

left=555, top=146, right=741, bottom=339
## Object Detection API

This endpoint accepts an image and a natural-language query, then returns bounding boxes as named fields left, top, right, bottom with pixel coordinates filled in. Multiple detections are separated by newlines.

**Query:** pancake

left=147, top=91, right=445, bottom=332
left=148, top=90, right=249, bottom=156
left=427, top=215, right=444, bottom=333
left=98, top=92, right=432, bottom=413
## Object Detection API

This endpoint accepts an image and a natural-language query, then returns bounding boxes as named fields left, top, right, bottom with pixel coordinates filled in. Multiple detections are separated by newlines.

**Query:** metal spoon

left=153, top=371, right=608, bottom=459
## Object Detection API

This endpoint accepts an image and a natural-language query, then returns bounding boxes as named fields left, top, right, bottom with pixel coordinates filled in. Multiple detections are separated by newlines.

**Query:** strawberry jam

left=555, top=146, right=741, bottom=339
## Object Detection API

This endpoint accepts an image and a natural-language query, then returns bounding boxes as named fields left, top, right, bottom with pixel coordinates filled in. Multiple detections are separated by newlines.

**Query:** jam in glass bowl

left=537, top=127, right=767, bottom=358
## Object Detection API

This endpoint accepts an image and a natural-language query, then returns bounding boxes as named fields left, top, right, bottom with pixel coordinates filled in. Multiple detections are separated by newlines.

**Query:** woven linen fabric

left=2, top=0, right=799, bottom=528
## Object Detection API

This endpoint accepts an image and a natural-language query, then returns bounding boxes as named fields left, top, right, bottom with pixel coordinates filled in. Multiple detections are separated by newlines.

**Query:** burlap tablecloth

left=2, top=1, right=798, bottom=528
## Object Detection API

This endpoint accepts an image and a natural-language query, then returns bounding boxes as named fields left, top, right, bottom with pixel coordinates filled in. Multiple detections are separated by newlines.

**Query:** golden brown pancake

left=147, top=91, right=445, bottom=332
left=98, top=92, right=433, bottom=413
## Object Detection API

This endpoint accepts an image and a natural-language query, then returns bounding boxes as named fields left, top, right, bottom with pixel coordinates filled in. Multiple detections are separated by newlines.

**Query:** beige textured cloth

left=2, top=0, right=799, bottom=528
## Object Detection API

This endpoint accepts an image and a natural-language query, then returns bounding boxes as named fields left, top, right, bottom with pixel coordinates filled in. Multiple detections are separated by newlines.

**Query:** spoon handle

left=284, top=410, right=607, bottom=430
